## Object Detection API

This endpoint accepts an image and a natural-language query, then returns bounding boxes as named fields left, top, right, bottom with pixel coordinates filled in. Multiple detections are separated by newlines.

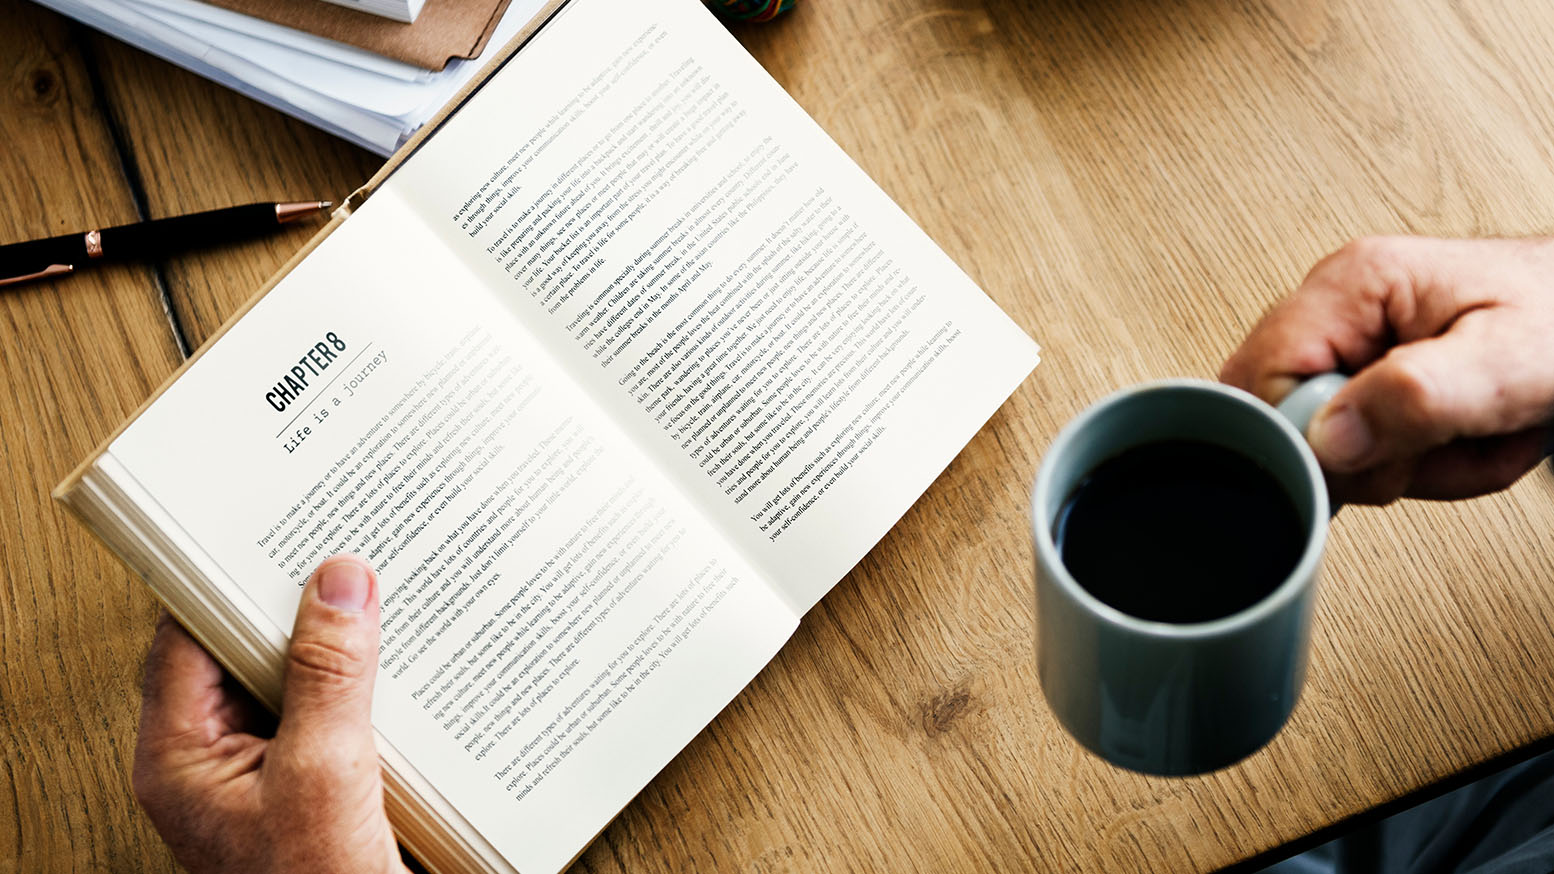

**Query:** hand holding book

left=57, top=0, right=1038, bottom=870
left=134, top=557, right=406, bottom=874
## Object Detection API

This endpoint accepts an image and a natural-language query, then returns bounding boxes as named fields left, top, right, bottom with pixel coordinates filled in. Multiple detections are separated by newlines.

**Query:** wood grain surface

left=5, top=0, right=1554, bottom=871
left=0, top=4, right=184, bottom=869
left=85, top=33, right=382, bottom=346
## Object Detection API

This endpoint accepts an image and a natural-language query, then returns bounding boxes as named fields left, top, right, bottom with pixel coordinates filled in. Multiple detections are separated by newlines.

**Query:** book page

left=390, top=0, right=1039, bottom=611
left=107, top=187, right=796, bottom=874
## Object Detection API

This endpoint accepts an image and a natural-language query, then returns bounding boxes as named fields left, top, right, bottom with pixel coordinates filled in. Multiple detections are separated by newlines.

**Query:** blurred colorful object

left=703, top=0, right=793, bottom=22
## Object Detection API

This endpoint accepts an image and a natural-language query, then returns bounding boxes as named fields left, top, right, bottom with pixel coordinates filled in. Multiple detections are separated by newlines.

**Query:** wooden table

left=4, top=0, right=1554, bottom=870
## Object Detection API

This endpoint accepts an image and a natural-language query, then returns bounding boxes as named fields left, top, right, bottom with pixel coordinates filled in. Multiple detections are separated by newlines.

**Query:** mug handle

left=1273, top=372, right=1349, bottom=515
left=1274, top=372, right=1349, bottom=436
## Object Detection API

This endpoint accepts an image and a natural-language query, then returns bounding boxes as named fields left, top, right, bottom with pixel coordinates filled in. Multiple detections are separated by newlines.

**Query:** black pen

left=0, top=201, right=333, bottom=288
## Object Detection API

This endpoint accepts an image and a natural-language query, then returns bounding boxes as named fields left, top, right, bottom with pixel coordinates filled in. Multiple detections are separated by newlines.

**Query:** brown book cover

left=204, top=0, right=515, bottom=71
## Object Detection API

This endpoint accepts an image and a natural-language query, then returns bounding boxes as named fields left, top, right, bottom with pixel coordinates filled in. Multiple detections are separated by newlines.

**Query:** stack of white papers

left=34, top=0, right=551, bottom=156
left=325, top=0, right=425, bottom=25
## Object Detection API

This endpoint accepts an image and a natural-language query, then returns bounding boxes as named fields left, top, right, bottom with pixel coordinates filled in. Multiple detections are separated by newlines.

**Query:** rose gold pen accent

left=275, top=201, right=333, bottom=224
left=83, top=229, right=104, bottom=258
left=0, top=264, right=73, bottom=288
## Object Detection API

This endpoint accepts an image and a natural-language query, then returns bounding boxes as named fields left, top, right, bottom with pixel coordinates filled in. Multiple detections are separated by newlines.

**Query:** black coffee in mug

left=1052, top=439, right=1305, bottom=624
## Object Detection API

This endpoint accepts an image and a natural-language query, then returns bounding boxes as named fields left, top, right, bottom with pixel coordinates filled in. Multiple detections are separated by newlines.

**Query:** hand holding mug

left=1221, top=236, right=1554, bottom=504
left=1034, top=236, right=1554, bottom=776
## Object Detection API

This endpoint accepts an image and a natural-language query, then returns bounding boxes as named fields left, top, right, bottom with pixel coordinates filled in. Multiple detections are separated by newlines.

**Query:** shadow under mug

left=1031, top=374, right=1346, bottom=776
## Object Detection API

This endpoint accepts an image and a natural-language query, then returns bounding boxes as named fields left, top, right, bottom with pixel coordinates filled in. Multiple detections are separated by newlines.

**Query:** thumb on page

left=273, top=555, right=381, bottom=771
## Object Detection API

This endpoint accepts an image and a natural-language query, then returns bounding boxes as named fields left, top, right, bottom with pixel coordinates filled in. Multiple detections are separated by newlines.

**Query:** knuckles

left=1332, top=234, right=1400, bottom=269
left=1325, top=235, right=1415, bottom=302
left=285, top=636, right=371, bottom=689
left=1331, top=234, right=1412, bottom=276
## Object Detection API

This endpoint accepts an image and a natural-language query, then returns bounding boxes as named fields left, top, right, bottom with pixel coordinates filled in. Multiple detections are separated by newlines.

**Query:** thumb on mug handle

left=1273, top=372, right=1349, bottom=514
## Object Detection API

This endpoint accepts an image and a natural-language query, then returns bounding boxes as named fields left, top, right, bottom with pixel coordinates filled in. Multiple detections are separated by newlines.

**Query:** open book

left=56, top=0, right=1040, bottom=871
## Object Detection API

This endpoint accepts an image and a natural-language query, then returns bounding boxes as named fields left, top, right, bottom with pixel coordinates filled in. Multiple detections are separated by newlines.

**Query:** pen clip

left=0, top=264, right=74, bottom=288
